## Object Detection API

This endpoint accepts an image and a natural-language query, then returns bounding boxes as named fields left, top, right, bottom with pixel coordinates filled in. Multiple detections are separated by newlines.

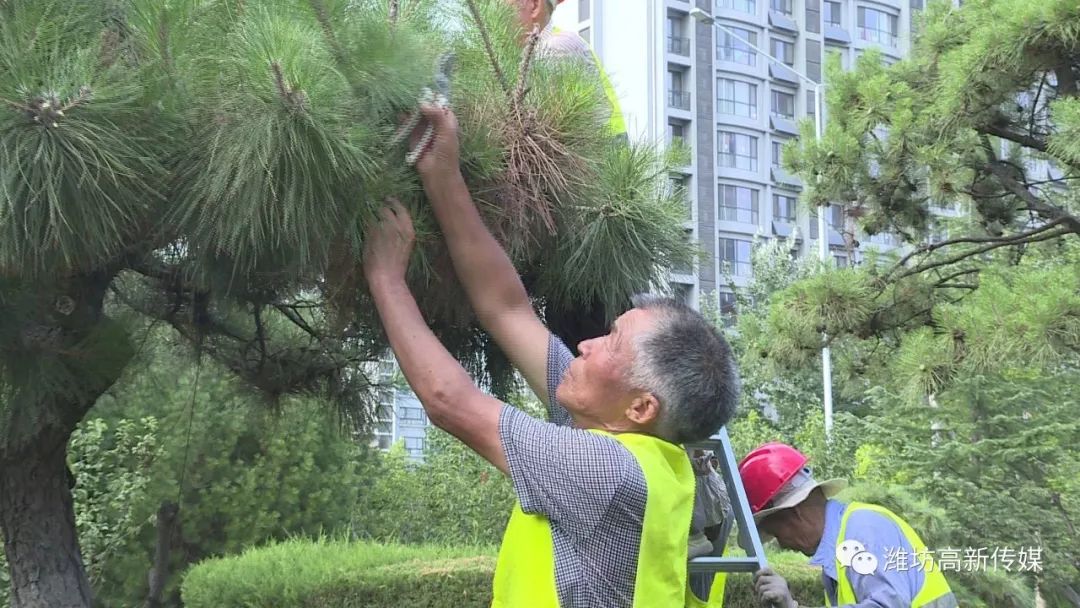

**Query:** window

left=771, top=38, right=794, bottom=66
left=807, top=89, right=817, bottom=119
left=806, top=40, right=822, bottom=83
left=719, top=238, right=753, bottom=276
left=770, top=0, right=792, bottom=15
left=671, top=282, right=693, bottom=307
left=828, top=203, right=844, bottom=228
left=811, top=204, right=842, bottom=238
left=718, top=27, right=757, bottom=66
left=717, top=0, right=757, bottom=14
left=833, top=251, right=849, bottom=268
left=771, top=90, right=795, bottom=119
left=717, top=79, right=757, bottom=118
left=718, top=131, right=758, bottom=171
left=774, top=194, right=797, bottom=222
left=579, top=0, right=590, bottom=20
left=719, top=184, right=759, bottom=224
left=674, top=229, right=695, bottom=274
left=771, top=140, right=787, bottom=166
left=825, top=1, right=842, bottom=26
left=806, top=0, right=821, bottom=33
left=404, top=436, right=425, bottom=452
left=376, top=435, right=392, bottom=449
left=401, top=407, right=426, bottom=421
left=668, top=122, right=686, bottom=146
left=670, top=177, right=691, bottom=219
left=579, top=26, right=591, bottom=42
left=858, top=7, right=898, bottom=46
left=718, top=291, right=738, bottom=325
left=668, top=70, right=690, bottom=109
left=667, top=17, right=690, bottom=55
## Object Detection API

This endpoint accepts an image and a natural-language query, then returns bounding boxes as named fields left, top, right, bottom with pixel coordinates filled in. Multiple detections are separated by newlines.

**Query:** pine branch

left=513, top=25, right=540, bottom=111
left=465, top=0, right=510, bottom=96
left=253, top=304, right=267, bottom=371
left=890, top=219, right=1069, bottom=276
left=896, top=221, right=1073, bottom=279
left=273, top=304, right=322, bottom=341
left=306, top=0, right=362, bottom=97
left=269, top=61, right=307, bottom=112
left=932, top=267, right=980, bottom=287
left=979, top=121, right=1049, bottom=153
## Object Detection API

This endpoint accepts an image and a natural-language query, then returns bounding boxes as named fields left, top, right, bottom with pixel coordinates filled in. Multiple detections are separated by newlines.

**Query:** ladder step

left=687, top=557, right=763, bottom=574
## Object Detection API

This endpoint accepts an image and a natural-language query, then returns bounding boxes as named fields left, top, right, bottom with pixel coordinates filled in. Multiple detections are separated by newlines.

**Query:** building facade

left=553, top=0, right=923, bottom=316
left=366, top=356, right=431, bottom=461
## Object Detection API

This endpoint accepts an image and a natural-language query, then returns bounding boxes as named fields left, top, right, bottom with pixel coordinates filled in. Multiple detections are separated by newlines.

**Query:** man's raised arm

left=413, top=105, right=556, bottom=406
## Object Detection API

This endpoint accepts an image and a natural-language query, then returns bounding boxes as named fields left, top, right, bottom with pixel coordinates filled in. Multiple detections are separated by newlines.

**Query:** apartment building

left=553, top=0, right=923, bottom=317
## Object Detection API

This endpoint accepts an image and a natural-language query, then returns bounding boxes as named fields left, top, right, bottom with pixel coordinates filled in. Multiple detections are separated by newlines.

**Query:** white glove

left=753, top=567, right=798, bottom=608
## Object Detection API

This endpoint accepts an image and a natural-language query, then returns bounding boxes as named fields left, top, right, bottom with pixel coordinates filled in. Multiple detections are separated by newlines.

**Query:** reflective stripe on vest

left=550, top=26, right=627, bottom=136
left=831, top=503, right=958, bottom=608
left=491, top=430, right=694, bottom=607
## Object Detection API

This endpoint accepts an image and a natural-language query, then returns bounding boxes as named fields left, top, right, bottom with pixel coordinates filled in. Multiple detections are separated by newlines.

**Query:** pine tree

left=747, top=1, right=1080, bottom=600
left=0, top=1, right=692, bottom=605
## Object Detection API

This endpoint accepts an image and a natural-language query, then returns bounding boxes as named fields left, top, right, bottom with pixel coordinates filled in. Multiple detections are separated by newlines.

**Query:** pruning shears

left=391, top=52, right=456, bottom=166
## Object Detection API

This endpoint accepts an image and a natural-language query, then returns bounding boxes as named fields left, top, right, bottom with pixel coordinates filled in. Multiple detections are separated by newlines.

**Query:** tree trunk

left=144, top=501, right=179, bottom=608
left=0, top=270, right=125, bottom=608
left=0, top=436, right=93, bottom=608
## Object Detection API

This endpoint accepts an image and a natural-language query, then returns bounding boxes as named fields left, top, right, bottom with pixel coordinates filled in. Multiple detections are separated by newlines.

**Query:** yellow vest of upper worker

left=550, top=26, right=628, bottom=137
left=832, top=502, right=958, bottom=608
left=491, top=430, right=694, bottom=607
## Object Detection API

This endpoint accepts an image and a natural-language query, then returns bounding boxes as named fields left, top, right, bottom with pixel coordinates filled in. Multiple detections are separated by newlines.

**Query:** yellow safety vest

left=832, top=503, right=958, bottom=608
left=550, top=26, right=628, bottom=137
left=684, top=548, right=729, bottom=608
left=491, top=430, right=694, bottom=607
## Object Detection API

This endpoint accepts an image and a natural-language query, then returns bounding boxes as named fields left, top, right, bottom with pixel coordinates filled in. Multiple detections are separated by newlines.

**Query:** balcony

left=667, top=35, right=691, bottom=56
left=668, top=90, right=692, bottom=110
left=857, top=27, right=897, bottom=48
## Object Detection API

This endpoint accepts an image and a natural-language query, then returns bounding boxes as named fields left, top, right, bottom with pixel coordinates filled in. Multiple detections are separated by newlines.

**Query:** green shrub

left=182, top=537, right=831, bottom=608
left=181, top=539, right=495, bottom=608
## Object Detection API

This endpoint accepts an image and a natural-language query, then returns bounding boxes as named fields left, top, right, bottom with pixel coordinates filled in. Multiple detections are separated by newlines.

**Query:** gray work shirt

left=497, top=333, right=649, bottom=607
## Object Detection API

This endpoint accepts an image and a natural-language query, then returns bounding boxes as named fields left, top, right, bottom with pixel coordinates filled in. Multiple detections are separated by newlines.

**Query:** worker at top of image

left=508, top=0, right=627, bottom=136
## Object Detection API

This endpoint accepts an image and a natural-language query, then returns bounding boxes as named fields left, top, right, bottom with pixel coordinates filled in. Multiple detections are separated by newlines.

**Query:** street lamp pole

left=690, top=7, right=833, bottom=439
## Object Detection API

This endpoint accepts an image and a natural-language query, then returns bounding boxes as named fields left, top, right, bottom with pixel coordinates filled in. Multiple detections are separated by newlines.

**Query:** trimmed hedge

left=181, top=538, right=825, bottom=608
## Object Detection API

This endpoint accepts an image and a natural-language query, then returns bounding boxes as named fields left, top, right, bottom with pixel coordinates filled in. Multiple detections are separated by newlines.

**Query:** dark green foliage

left=67, top=342, right=369, bottom=607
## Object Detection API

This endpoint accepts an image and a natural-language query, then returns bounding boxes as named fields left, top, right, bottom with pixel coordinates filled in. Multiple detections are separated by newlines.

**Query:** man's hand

left=362, top=197, right=415, bottom=283
left=753, top=568, right=798, bottom=608
left=410, top=104, right=461, bottom=182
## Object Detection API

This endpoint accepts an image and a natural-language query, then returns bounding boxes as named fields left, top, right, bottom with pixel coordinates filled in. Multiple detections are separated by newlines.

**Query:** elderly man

left=361, top=103, right=738, bottom=607
left=738, top=443, right=957, bottom=608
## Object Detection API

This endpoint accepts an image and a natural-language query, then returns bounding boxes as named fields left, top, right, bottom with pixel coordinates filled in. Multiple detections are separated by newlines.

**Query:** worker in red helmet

left=507, top=0, right=627, bottom=136
left=738, top=443, right=957, bottom=608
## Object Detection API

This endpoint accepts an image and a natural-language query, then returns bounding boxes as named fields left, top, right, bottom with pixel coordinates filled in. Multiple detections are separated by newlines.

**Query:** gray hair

left=626, top=294, right=740, bottom=444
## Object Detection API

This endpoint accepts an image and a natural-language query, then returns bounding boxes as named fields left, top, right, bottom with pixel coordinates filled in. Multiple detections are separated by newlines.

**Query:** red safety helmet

left=737, top=442, right=809, bottom=514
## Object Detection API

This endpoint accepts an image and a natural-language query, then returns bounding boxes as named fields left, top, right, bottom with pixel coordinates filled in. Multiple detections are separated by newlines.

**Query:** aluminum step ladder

left=685, top=427, right=769, bottom=601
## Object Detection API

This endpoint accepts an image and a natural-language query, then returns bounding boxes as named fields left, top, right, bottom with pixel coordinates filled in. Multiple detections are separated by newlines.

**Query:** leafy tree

left=780, top=0, right=1079, bottom=347
left=0, top=0, right=690, bottom=605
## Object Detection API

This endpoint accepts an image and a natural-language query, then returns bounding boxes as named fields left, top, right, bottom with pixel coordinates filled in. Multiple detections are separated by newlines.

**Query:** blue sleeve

left=840, top=511, right=925, bottom=608
left=545, top=333, right=575, bottom=427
